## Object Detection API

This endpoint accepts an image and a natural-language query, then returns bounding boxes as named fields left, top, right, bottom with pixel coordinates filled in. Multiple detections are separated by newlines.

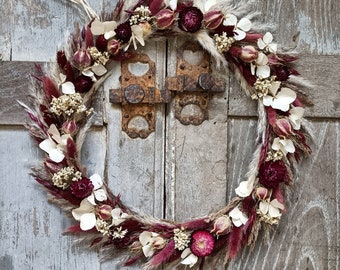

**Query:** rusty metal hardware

left=110, top=43, right=226, bottom=139
left=165, top=42, right=226, bottom=126
left=110, top=54, right=170, bottom=139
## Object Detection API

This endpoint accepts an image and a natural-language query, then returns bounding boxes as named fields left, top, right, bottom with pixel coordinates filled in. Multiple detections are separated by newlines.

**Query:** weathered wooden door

left=0, top=0, right=339, bottom=269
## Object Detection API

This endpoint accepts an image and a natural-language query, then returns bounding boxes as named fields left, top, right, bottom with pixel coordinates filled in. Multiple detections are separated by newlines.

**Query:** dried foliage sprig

left=21, top=0, right=312, bottom=269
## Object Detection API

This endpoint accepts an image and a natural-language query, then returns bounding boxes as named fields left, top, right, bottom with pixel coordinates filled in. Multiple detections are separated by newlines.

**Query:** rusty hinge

left=165, top=42, right=226, bottom=125
left=110, top=42, right=226, bottom=139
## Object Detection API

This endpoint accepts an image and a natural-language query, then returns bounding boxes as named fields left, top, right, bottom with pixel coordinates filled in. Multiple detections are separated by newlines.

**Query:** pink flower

left=190, top=230, right=215, bottom=257
left=73, top=49, right=92, bottom=69
left=178, top=7, right=203, bottom=33
left=156, top=9, right=176, bottom=29
left=211, top=216, right=231, bottom=236
left=204, top=10, right=224, bottom=30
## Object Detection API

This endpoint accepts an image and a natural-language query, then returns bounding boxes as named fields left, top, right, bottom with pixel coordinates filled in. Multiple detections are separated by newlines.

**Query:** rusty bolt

left=124, top=84, right=145, bottom=103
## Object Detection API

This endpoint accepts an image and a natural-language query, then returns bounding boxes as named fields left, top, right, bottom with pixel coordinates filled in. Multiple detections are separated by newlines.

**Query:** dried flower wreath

left=21, top=0, right=312, bottom=269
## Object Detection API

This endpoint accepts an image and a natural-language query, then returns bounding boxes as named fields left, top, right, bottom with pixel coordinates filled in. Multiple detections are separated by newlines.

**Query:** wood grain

left=0, top=0, right=339, bottom=269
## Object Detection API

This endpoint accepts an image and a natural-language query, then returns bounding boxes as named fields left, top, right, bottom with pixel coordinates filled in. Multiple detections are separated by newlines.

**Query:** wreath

left=21, top=0, right=312, bottom=268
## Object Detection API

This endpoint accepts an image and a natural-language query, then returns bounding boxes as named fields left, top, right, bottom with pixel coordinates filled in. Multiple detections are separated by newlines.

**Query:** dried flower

left=97, top=204, right=113, bottom=220
left=252, top=77, right=280, bottom=99
left=112, top=227, right=128, bottom=239
left=271, top=137, right=295, bottom=156
left=213, top=32, right=235, bottom=52
left=39, top=124, right=71, bottom=163
left=70, top=177, right=94, bottom=198
left=255, top=187, right=270, bottom=200
left=181, top=248, right=198, bottom=268
left=62, top=120, right=77, bottom=134
left=86, top=174, right=107, bottom=205
left=211, top=215, right=232, bottom=236
left=257, top=199, right=284, bottom=225
left=95, top=35, right=108, bottom=52
left=96, top=219, right=112, bottom=236
left=235, top=176, right=255, bottom=198
left=289, top=107, right=305, bottom=130
left=74, top=75, right=93, bottom=93
left=204, top=10, right=224, bottom=30
left=223, top=14, right=251, bottom=41
left=111, top=208, right=130, bottom=226
left=178, top=7, right=203, bottom=33
left=115, top=22, right=132, bottom=43
left=73, top=49, right=92, bottom=69
left=229, top=206, right=248, bottom=227
left=91, top=20, right=117, bottom=40
left=50, top=93, right=88, bottom=117
left=258, top=160, right=288, bottom=189
left=174, top=228, right=190, bottom=251
left=52, top=166, right=82, bottom=189
left=251, top=52, right=271, bottom=79
left=107, top=39, right=121, bottom=55
left=274, top=118, right=293, bottom=137
left=72, top=198, right=97, bottom=230
left=257, top=32, right=277, bottom=53
left=139, top=231, right=166, bottom=257
left=130, top=6, right=152, bottom=25
left=240, top=45, right=258, bottom=63
left=263, top=87, right=297, bottom=112
left=156, top=9, right=176, bottom=29
left=190, top=230, right=215, bottom=257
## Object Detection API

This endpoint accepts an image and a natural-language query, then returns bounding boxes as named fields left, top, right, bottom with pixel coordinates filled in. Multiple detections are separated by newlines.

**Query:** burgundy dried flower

left=258, top=160, right=288, bottom=189
left=274, top=118, right=293, bottom=137
left=57, top=50, right=67, bottom=69
left=190, top=230, right=215, bottom=257
left=74, top=75, right=93, bottom=93
left=156, top=9, right=176, bottom=29
left=73, top=49, right=92, bottom=69
left=62, top=120, right=77, bottom=135
left=96, top=34, right=108, bottom=52
left=70, top=177, right=94, bottom=199
left=204, top=10, right=224, bottom=30
left=98, top=204, right=113, bottom=220
left=115, top=22, right=132, bottom=43
left=271, top=65, right=290, bottom=81
left=107, top=39, right=121, bottom=55
left=178, top=7, right=203, bottom=33
left=240, top=45, right=258, bottom=63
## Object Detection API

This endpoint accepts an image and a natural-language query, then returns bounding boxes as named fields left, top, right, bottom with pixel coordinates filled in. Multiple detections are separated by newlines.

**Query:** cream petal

left=268, top=204, right=281, bottom=218
left=169, top=0, right=178, bottom=10
left=231, top=218, right=243, bottom=227
left=234, top=29, right=246, bottom=41
left=72, top=199, right=94, bottom=220
left=256, top=52, right=268, bottom=65
left=90, top=174, right=103, bottom=189
left=289, top=107, right=304, bottom=129
left=142, top=245, right=154, bottom=257
left=139, top=231, right=152, bottom=246
left=259, top=201, right=269, bottom=214
left=269, top=81, right=281, bottom=96
left=237, top=18, right=251, bottom=31
left=111, top=208, right=122, bottom=219
left=181, top=251, right=198, bottom=267
left=91, top=20, right=105, bottom=35
left=262, top=96, right=273, bottom=106
left=268, top=43, right=277, bottom=53
left=102, top=21, right=117, bottom=32
left=282, top=139, right=295, bottom=153
left=91, top=64, right=107, bottom=76
left=235, top=179, right=254, bottom=198
left=223, top=14, right=237, bottom=26
left=104, top=30, right=116, bottom=40
left=49, top=148, right=65, bottom=163
left=61, top=81, right=75, bottom=94
left=87, top=193, right=96, bottom=205
left=257, top=38, right=266, bottom=50
left=204, top=0, right=216, bottom=11
left=256, top=65, right=271, bottom=79
left=94, top=189, right=107, bottom=202
left=82, top=69, right=94, bottom=78
left=263, top=32, right=273, bottom=44
left=271, top=137, right=281, bottom=151
left=39, top=138, right=56, bottom=153
left=271, top=199, right=285, bottom=210
left=80, top=212, right=97, bottom=230
left=272, top=99, right=290, bottom=112
left=250, top=63, right=256, bottom=75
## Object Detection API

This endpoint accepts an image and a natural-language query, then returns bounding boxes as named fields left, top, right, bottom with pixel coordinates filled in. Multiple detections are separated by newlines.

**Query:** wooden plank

left=0, top=128, right=105, bottom=270
left=226, top=120, right=340, bottom=269
left=229, top=55, right=340, bottom=118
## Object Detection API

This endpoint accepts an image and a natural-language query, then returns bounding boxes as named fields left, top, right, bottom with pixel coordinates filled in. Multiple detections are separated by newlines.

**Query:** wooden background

left=0, top=0, right=339, bottom=269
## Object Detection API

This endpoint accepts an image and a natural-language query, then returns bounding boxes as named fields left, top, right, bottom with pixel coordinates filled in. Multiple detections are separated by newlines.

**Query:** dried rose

left=190, top=230, right=215, bottom=257
left=255, top=187, right=270, bottom=200
left=115, top=22, right=132, bottom=43
left=240, top=45, right=258, bottom=63
left=274, top=118, right=293, bottom=137
left=178, top=7, right=203, bottom=33
left=62, top=120, right=77, bottom=135
left=211, top=215, right=231, bottom=236
left=98, top=204, right=113, bottom=220
left=73, top=49, right=92, bottom=69
left=70, top=177, right=94, bottom=199
left=156, top=9, right=176, bottom=29
left=258, top=160, right=288, bottom=189
left=204, top=10, right=224, bottom=30
left=107, top=39, right=121, bottom=55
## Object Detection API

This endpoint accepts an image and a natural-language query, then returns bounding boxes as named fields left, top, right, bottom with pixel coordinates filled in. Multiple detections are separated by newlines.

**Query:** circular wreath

left=21, top=0, right=312, bottom=269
